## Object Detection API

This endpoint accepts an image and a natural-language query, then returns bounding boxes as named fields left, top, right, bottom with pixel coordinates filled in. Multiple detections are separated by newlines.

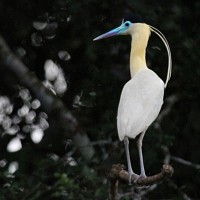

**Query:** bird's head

left=93, top=21, right=151, bottom=41
left=93, top=21, right=132, bottom=41
left=93, top=15, right=172, bottom=88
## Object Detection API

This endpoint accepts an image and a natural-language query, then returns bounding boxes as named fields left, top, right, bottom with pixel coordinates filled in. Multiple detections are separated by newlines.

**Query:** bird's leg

left=137, top=131, right=146, bottom=178
left=124, top=136, right=138, bottom=184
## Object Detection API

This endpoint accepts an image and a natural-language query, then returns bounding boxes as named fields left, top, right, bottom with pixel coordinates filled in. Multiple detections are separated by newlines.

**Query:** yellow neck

left=129, top=24, right=151, bottom=78
left=130, top=44, right=147, bottom=77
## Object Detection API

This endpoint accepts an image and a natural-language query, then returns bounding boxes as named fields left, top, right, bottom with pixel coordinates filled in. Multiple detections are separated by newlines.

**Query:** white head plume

left=149, top=25, right=172, bottom=88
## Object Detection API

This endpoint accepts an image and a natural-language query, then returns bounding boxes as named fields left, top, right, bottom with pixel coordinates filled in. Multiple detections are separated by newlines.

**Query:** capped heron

left=93, top=19, right=172, bottom=183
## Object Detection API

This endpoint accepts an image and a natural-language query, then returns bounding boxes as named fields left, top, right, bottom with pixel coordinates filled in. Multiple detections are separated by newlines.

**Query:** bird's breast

left=117, top=68, right=164, bottom=141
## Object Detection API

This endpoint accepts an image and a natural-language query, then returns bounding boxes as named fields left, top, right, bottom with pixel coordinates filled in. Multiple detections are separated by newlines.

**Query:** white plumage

left=94, top=20, right=172, bottom=184
left=117, top=68, right=164, bottom=141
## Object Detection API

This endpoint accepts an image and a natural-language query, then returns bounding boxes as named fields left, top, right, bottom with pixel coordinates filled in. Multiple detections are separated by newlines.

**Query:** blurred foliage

left=0, top=0, right=200, bottom=199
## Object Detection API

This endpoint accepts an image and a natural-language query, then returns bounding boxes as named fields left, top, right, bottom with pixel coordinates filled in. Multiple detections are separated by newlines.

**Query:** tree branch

left=171, top=156, right=200, bottom=170
left=0, top=36, right=75, bottom=131
left=108, top=164, right=174, bottom=200
left=162, top=145, right=200, bottom=170
left=0, top=35, right=94, bottom=160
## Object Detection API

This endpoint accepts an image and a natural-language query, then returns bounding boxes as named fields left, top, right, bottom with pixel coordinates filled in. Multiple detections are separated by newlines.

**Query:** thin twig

left=161, top=145, right=171, bottom=165
left=167, top=179, right=192, bottom=200
left=162, top=145, right=196, bottom=200
left=162, top=145, right=200, bottom=170
left=118, top=184, right=158, bottom=200
left=171, top=156, right=200, bottom=170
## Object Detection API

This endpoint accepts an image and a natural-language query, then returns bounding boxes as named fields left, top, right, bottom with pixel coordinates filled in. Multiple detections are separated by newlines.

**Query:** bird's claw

left=134, top=174, right=147, bottom=183
left=128, top=172, right=139, bottom=185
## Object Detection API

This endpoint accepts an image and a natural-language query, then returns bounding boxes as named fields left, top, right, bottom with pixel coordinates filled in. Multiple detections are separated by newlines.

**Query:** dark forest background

left=0, top=0, right=200, bottom=199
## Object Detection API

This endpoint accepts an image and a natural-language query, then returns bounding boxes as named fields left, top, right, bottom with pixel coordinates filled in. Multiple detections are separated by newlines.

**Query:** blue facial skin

left=118, top=21, right=133, bottom=34
left=93, top=21, right=133, bottom=41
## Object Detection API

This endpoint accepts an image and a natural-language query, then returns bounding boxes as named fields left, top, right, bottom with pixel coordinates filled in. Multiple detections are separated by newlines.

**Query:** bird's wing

left=117, top=68, right=164, bottom=141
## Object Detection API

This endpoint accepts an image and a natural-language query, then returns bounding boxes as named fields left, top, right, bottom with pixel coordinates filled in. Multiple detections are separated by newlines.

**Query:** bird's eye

left=125, top=22, right=130, bottom=27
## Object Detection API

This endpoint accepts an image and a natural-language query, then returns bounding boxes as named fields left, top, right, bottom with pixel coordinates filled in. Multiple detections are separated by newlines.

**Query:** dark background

left=0, top=0, right=200, bottom=199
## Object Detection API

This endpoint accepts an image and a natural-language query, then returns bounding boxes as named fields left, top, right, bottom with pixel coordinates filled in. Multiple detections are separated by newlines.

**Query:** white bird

left=94, top=20, right=172, bottom=183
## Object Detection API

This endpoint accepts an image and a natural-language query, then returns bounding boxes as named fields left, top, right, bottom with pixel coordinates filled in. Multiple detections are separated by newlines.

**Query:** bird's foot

left=134, top=173, right=147, bottom=183
left=134, top=174, right=150, bottom=189
left=128, top=171, right=139, bottom=185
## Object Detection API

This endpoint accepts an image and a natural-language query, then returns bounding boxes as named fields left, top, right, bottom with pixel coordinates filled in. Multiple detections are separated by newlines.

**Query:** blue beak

left=93, top=26, right=122, bottom=41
